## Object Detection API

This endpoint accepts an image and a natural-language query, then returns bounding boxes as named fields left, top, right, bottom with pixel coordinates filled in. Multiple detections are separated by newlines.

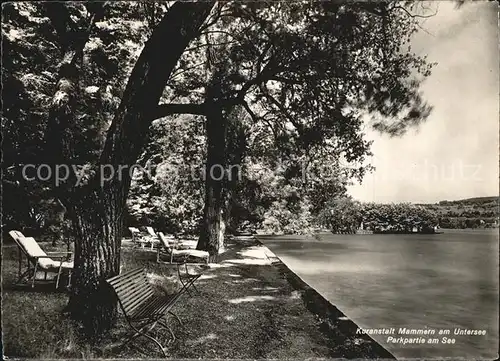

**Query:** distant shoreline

left=252, top=227, right=497, bottom=237
left=372, top=230, right=441, bottom=235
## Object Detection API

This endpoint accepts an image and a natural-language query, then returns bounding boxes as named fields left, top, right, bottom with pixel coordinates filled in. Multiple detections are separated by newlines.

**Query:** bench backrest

left=106, top=268, right=155, bottom=317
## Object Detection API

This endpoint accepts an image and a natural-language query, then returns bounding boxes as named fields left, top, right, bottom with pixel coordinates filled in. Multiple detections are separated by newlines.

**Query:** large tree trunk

left=65, top=183, right=124, bottom=340
left=64, top=2, right=214, bottom=339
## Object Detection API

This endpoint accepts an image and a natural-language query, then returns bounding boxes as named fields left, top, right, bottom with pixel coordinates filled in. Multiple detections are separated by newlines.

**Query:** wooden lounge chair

left=156, top=232, right=209, bottom=264
left=148, top=227, right=196, bottom=250
left=105, top=268, right=191, bottom=356
left=128, top=227, right=141, bottom=242
left=146, top=226, right=157, bottom=238
left=128, top=227, right=158, bottom=250
left=8, top=230, right=73, bottom=289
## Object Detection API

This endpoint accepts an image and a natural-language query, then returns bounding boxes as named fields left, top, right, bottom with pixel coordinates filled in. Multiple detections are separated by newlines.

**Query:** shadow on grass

left=3, top=281, right=71, bottom=293
left=3, top=235, right=394, bottom=359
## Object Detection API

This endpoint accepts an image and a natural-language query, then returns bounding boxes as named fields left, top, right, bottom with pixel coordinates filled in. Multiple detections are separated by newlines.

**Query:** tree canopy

left=2, top=0, right=439, bottom=339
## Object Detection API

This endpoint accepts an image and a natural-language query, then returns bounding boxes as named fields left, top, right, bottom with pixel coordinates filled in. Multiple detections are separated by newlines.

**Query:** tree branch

left=148, top=103, right=207, bottom=120
left=184, top=40, right=236, bottom=53
left=100, top=2, right=215, bottom=167
left=259, top=84, right=304, bottom=133
left=240, top=99, right=259, bottom=123
left=391, top=4, right=438, bottom=19
left=170, top=61, right=208, bottom=80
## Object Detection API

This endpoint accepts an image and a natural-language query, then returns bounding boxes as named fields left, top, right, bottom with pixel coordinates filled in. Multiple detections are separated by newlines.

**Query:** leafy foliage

left=127, top=114, right=206, bottom=235
left=317, top=197, right=440, bottom=234
left=1, top=2, right=154, bottom=233
left=4, top=2, right=437, bottom=238
left=425, top=197, right=499, bottom=229
left=317, top=197, right=362, bottom=234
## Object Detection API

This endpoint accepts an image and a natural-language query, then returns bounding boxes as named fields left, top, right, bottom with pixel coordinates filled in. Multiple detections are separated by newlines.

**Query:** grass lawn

left=2, top=236, right=393, bottom=359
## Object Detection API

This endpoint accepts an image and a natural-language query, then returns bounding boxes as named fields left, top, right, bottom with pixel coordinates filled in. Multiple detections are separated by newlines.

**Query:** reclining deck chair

left=145, top=226, right=157, bottom=238
left=156, top=232, right=209, bottom=265
left=145, top=227, right=161, bottom=249
left=147, top=227, right=196, bottom=250
left=9, top=230, right=73, bottom=289
left=128, top=227, right=158, bottom=250
left=128, top=227, right=141, bottom=243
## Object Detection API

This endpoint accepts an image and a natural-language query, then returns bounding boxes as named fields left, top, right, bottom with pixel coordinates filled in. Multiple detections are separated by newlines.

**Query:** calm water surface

left=258, top=229, right=499, bottom=359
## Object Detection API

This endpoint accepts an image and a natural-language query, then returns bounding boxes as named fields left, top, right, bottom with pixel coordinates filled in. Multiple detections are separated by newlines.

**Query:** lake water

left=258, top=229, right=499, bottom=360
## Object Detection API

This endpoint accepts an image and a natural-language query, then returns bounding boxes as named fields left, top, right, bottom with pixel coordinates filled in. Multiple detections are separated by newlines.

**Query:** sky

left=348, top=1, right=499, bottom=204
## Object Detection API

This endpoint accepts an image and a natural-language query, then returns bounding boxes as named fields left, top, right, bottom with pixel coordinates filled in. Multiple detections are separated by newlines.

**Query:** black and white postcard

left=1, top=1, right=498, bottom=360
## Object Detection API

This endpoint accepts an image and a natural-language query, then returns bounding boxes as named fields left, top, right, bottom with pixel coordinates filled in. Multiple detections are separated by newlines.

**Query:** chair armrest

left=186, top=263, right=210, bottom=268
left=46, top=252, right=73, bottom=260
left=34, top=255, right=69, bottom=261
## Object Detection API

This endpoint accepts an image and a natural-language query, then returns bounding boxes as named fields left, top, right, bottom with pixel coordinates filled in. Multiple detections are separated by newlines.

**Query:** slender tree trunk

left=225, top=108, right=247, bottom=232
left=222, top=187, right=233, bottom=234
left=197, top=105, right=248, bottom=255
left=197, top=104, right=227, bottom=259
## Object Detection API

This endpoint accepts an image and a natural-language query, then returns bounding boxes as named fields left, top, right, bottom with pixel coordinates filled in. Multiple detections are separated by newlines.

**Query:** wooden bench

left=106, top=268, right=190, bottom=356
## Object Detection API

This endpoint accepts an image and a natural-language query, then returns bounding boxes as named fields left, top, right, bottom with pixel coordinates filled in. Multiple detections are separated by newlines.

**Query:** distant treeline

left=438, top=217, right=497, bottom=229
left=317, top=197, right=499, bottom=234
left=421, top=196, right=499, bottom=229
left=317, top=199, right=438, bottom=234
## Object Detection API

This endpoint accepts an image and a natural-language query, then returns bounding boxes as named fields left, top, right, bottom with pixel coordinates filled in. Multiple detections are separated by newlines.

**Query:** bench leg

left=168, top=311, right=182, bottom=326
left=158, top=318, right=176, bottom=342
left=121, top=334, right=150, bottom=357
left=126, top=321, right=167, bottom=357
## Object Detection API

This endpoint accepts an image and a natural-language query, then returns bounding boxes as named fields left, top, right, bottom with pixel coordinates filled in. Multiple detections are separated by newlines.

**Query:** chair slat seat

left=130, top=293, right=179, bottom=320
